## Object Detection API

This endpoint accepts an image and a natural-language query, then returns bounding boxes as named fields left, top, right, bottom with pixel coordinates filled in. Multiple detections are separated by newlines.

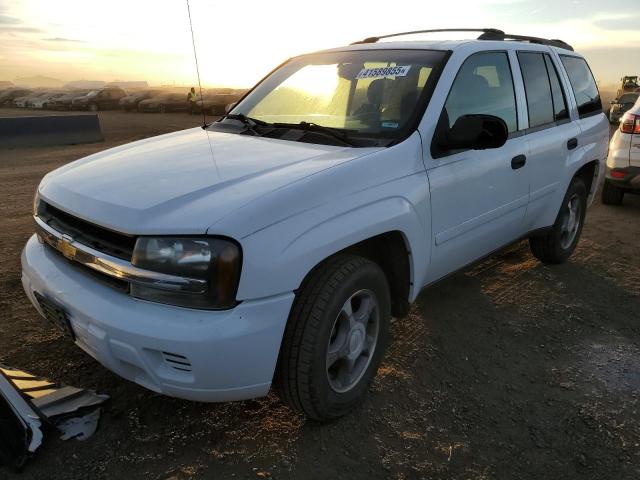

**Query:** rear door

left=517, top=50, right=581, bottom=229
left=558, top=55, right=609, bottom=196
left=425, top=51, right=530, bottom=283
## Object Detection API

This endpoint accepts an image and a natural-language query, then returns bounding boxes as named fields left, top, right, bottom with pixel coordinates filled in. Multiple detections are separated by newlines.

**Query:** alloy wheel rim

left=560, top=193, right=581, bottom=250
left=326, top=289, right=380, bottom=393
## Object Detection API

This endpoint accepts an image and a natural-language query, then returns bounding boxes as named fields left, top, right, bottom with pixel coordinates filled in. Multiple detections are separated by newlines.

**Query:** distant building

left=64, top=80, right=106, bottom=90
left=14, top=76, right=63, bottom=88
left=107, top=81, right=149, bottom=89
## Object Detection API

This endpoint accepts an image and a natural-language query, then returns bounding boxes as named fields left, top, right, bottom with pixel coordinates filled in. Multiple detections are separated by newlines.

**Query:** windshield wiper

left=271, top=121, right=357, bottom=147
left=221, top=113, right=269, bottom=135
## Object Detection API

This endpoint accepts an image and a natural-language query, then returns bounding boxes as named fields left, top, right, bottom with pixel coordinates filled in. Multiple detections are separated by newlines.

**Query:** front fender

left=235, top=174, right=431, bottom=301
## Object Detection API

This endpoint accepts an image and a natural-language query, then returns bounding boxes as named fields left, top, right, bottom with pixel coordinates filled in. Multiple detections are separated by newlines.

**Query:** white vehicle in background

left=22, top=29, right=608, bottom=420
left=603, top=96, right=640, bottom=204
left=13, top=92, right=41, bottom=108
left=30, top=91, right=67, bottom=109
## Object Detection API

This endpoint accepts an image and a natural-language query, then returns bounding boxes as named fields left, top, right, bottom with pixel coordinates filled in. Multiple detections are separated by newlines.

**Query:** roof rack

left=351, top=28, right=574, bottom=51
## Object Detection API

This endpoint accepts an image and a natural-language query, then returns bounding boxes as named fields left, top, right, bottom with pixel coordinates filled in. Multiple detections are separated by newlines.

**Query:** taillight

left=620, top=112, right=640, bottom=134
left=610, top=169, right=627, bottom=179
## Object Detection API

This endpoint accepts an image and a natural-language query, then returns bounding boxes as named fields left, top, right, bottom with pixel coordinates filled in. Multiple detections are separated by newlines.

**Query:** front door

left=425, top=51, right=530, bottom=284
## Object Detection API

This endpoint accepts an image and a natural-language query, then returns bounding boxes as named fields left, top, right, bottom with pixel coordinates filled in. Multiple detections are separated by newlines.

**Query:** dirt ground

left=1, top=108, right=639, bottom=479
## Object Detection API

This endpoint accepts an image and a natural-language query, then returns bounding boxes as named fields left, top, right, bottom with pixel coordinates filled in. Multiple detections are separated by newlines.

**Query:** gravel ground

left=1, top=109, right=639, bottom=479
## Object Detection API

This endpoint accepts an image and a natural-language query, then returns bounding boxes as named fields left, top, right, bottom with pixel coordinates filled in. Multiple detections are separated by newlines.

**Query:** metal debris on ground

left=0, top=364, right=108, bottom=469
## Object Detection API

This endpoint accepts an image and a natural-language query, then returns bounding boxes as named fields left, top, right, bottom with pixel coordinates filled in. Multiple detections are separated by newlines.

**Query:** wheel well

left=341, top=231, right=411, bottom=318
left=574, top=160, right=598, bottom=200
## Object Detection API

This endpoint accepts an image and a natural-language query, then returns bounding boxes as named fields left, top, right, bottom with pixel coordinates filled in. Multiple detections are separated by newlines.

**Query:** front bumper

left=21, top=235, right=294, bottom=402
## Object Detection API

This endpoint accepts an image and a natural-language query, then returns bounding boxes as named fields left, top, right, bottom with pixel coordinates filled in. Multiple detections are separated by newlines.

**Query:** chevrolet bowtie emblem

left=59, top=234, right=77, bottom=260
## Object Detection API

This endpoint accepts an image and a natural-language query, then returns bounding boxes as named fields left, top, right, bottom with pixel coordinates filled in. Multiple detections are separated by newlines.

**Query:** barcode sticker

left=356, top=65, right=412, bottom=79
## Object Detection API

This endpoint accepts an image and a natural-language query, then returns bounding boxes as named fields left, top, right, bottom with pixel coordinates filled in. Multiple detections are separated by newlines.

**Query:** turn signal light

left=620, top=113, right=640, bottom=134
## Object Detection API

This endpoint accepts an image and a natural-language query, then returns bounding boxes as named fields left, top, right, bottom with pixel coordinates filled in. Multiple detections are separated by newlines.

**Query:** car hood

left=39, top=127, right=381, bottom=235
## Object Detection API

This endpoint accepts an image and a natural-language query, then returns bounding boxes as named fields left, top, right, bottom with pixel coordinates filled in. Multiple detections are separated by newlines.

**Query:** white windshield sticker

left=356, top=65, right=412, bottom=79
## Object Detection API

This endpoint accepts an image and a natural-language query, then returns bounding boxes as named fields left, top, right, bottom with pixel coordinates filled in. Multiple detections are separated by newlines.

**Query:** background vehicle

left=21, top=91, right=52, bottom=108
left=72, top=87, right=127, bottom=111
left=47, top=91, right=89, bottom=110
left=609, top=92, right=639, bottom=124
left=194, top=92, right=245, bottom=115
left=138, top=92, right=188, bottom=112
left=119, top=89, right=162, bottom=111
left=13, top=92, right=41, bottom=108
left=0, top=88, right=33, bottom=106
left=30, top=91, right=67, bottom=109
left=22, top=29, right=608, bottom=421
left=616, top=75, right=639, bottom=98
left=603, top=96, right=640, bottom=204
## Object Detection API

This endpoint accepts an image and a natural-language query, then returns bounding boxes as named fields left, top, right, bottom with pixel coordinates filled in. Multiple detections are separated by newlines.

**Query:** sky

left=0, top=0, right=639, bottom=89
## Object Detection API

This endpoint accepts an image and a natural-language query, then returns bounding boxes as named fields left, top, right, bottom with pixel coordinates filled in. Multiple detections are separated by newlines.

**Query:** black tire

left=529, top=177, right=587, bottom=264
left=274, top=254, right=391, bottom=421
left=601, top=180, right=624, bottom=205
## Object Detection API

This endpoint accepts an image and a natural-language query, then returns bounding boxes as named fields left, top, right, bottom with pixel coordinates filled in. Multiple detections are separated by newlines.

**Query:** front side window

left=444, top=52, right=518, bottom=133
left=560, top=56, right=602, bottom=118
left=216, top=49, right=448, bottom=147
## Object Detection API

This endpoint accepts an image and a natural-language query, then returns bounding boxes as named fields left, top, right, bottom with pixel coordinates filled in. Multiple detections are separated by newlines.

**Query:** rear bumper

left=605, top=166, right=640, bottom=190
left=21, top=235, right=294, bottom=402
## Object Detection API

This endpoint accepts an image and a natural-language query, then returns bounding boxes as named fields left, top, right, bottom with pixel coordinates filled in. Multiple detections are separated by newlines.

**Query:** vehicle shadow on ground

left=2, top=240, right=639, bottom=480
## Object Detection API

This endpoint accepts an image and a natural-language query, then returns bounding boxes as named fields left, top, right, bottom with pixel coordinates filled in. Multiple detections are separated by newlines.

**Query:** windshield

left=215, top=49, right=448, bottom=146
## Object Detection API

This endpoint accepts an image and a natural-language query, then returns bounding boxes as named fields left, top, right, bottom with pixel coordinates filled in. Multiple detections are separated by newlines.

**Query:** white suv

left=22, top=29, right=609, bottom=420
left=603, top=96, right=640, bottom=204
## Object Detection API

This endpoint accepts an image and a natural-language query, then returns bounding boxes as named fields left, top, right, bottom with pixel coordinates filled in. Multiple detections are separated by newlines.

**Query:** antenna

left=186, top=0, right=207, bottom=128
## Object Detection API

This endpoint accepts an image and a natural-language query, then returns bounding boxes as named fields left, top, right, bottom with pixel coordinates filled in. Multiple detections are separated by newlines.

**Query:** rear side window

left=518, top=52, right=554, bottom=128
left=544, top=55, right=569, bottom=122
left=444, top=51, right=518, bottom=133
left=560, top=56, right=602, bottom=118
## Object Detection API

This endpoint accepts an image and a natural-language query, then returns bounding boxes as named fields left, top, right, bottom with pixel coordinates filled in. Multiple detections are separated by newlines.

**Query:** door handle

left=567, top=138, right=578, bottom=150
left=511, top=154, right=527, bottom=170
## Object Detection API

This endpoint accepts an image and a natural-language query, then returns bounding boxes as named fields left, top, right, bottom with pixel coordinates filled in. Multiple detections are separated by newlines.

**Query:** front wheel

left=274, top=254, right=390, bottom=421
left=529, top=177, right=587, bottom=264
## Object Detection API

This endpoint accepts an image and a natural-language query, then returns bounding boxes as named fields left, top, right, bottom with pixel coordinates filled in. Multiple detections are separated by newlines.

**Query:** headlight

left=131, top=237, right=241, bottom=309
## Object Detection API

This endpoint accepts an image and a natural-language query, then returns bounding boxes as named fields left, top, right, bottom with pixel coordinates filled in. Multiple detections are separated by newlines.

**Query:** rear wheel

left=601, top=180, right=624, bottom=205
left=529, top=177, right=587, bottom=264
left=274, top=254, right=390, bottom=421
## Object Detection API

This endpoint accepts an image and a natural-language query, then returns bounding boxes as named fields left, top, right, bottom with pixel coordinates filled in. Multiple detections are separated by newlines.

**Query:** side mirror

left=442, top=114, right=508, bottom=151
left=225, top=102, right=237, bottom=114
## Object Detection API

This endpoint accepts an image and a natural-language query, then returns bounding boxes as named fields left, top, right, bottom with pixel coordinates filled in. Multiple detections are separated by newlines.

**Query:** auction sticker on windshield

left=356, top=65, right=412, bottom=79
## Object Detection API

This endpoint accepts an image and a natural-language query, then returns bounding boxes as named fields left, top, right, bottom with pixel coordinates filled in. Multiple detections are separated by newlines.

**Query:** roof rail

left=351, top=28, right=504, bottom=45
left=351, top=28, right=574, bottom=51
left=477, top=30, right=574, bottom=51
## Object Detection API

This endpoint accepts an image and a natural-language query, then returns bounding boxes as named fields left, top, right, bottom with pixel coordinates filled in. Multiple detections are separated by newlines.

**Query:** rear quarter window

left=559, top=56, right=602, bottom=118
